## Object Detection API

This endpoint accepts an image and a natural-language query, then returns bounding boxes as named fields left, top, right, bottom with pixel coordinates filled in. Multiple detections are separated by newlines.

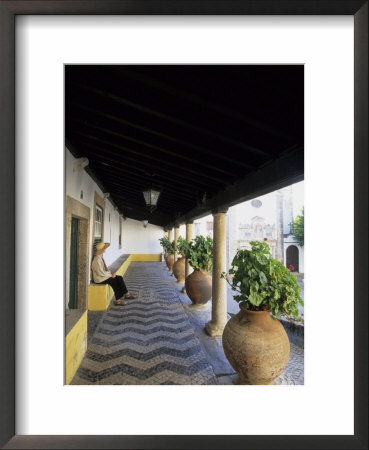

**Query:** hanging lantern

left=142, top=220, right=149, bottom=228
left=142, top=187, right=161, bottom=212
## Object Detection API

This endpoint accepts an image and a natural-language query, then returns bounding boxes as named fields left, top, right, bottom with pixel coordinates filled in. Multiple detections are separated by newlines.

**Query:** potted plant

left=184, top=235, right=213, bottom=305
left=159, top=236, right=168, bottom=259
left=172, top=236, right=189, bottom=283
left=221, top=240, right=303, bottom=385
left=159, top=237, right=175, bottom=270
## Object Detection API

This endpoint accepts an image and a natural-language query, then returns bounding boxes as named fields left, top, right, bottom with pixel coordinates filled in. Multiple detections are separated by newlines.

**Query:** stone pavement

left=71, top=262, right=304, bottom=385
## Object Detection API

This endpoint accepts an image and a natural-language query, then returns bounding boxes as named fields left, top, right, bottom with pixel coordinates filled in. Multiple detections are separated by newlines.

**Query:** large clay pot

left=185, top=269, right=212, bottom=305
left=165, top=254, right=175, bottom=270
left=222, top=308, right=290, bottom=385
left=172, top=257, right=186, bottom=282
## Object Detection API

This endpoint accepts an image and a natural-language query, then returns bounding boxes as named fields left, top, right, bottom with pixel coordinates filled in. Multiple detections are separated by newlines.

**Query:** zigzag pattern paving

left=71, top=262, right=218, bottom=385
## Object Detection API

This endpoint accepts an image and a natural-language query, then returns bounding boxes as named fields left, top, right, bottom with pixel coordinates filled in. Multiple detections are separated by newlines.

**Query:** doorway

left=286, top=245, right=299, bottom=272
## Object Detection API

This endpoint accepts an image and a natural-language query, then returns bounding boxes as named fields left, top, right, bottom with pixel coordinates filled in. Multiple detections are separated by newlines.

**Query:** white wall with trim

left=65, top=147, right=164, bottom=269
left=121, top=218, right=163, bottom=255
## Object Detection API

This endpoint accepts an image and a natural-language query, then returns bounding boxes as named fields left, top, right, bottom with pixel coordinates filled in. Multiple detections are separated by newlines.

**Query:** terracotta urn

left=172, top=257, right=186, bottom=282
left=165, top=254, right=175, bottom=271
left=222, top=308, right=290, bottom=385
left=185, top=269, right=212, bottom=305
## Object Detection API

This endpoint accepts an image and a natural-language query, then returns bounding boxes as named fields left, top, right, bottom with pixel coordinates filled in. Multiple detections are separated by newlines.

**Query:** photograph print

left=64, top=65, right=304, bottom=386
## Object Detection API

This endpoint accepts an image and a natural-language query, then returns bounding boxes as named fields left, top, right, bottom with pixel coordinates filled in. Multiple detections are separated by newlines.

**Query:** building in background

left=191, top=182, right=304, bottom=274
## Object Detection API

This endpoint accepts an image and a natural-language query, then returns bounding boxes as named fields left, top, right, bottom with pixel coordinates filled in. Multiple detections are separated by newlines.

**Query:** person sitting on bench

left=91, top=242, right=136, bottom=306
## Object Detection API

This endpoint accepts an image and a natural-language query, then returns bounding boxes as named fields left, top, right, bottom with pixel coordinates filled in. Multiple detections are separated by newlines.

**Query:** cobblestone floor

left=72, top=262, right=304, bottom=385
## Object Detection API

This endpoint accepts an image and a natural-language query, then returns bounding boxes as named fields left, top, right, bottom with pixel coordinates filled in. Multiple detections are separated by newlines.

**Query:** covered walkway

left=71, top=261, right=303, bottom=385
left=65, top=65, right=305, bottom=386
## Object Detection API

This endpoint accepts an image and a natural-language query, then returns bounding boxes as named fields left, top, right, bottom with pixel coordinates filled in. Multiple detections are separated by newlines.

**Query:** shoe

left=114, top=299, right=126, bottom=306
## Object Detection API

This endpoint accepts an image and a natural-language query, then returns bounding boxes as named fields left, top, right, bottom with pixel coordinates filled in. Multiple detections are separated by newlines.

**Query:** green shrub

left=187, top=235, right=213, bottom=272
left=222, top=241, right=303, bottom=319
left=291, top=208, right=304, bottom=247
left=159, top=237, right=175, bottom=254
left=176, top=236, right=191, bottom=258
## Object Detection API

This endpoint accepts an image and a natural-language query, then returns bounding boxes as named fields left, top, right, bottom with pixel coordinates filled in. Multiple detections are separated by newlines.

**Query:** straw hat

left=95, top=242, right=110, bottom=255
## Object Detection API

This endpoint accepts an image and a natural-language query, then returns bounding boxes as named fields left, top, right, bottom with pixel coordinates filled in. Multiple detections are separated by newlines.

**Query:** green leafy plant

left=291, top=207, right=304, bottom=247
left=221, top=241, right=303, bottom=320
left=176, top=236, right=191, bottom=258
left=187, top=235, right=213, bottom=272
left=158, top=237, right=175, bottom=254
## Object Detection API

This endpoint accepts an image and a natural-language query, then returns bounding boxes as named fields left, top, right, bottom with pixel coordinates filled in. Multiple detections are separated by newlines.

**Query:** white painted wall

left=179, top=224, right=186, bottom=238
left=66, top=148, right=105, bottom=270
left=121, top=218, right=163, bottom=255
left=66, top=148, right=164, bottom=268
left=101, top=199, right=126, bottom=266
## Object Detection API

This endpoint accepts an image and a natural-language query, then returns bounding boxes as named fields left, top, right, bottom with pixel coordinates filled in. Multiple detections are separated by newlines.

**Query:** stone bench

left=88, top=253, right=161, bottom=311
left=88, top=254, right=131, bottom=311
left=280, top=318, right=304, bottom=348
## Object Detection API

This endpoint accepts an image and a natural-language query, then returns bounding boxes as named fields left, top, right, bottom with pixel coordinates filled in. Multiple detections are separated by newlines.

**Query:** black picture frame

left=0, top=1, right=367, bottom=449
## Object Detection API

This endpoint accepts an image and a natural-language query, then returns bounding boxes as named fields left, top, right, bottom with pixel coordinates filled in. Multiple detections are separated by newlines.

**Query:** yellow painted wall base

left=88, top=254, right=161, bottom=311
left=117, top=255, right=132, bottom=275
left=131, top=254, right=161, bottom=261
left=65, top=311, right=87, bottom=385
left=88, top=284, right=113, bottom=311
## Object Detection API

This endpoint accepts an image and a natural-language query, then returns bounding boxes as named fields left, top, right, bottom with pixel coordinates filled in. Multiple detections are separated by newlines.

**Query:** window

left=251, top=199, right=262, bottom=208
left=206, top=221, right=213, bottom=231
left=95, top=205, right=103, bottom=240
left=195, top=222, right=201, bottom=236
left=254, top=224, right=263, bottom=240
left=93, top=204, right=104, bottom=255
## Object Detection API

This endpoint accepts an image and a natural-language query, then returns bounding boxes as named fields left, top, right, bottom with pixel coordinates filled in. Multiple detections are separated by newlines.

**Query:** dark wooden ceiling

left=65, top=65, right=304, bottom=228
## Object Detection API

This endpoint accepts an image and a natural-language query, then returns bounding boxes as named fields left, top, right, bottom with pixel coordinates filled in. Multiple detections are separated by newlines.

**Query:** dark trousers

left=97, top=275, right=128, bottom=300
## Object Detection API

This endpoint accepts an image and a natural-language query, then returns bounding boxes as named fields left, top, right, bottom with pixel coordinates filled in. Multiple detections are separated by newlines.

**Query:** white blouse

left=91, top=255, right=112, bottom=283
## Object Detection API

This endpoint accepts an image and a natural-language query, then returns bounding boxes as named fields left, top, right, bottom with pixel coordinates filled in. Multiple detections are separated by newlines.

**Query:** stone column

left=168, top=228, right=173, bottom=242
left=181, top=221, right=194, bottom=293
left=284, top=186, right=293, bottom=235
left=205, top=207, right=228, bottom=337
left=173, top=226, right=180, bottom=262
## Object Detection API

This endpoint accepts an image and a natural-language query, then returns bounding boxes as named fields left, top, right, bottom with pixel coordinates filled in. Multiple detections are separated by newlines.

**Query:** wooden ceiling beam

left=97, top=167, right=197, bottom=202
left=94, top=154, right=189, bottom=189
left=71, top=117, right=242, bottom=178
left=72, top=82, right=273, bottom=158
left=74, top=130, right=231, bottom=184
left=73, top=137, right=225, bottom=187
left=115, top=198, right=170, bottom=220
left=80, top=144, right=218, bottom=192
left=107, top=181, right=192, bottom=209
left=115, top=68, right=298, bottom=141
left=69, top=102, right=255, bottom=170
left=170, top=146, right=304, bottom=227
